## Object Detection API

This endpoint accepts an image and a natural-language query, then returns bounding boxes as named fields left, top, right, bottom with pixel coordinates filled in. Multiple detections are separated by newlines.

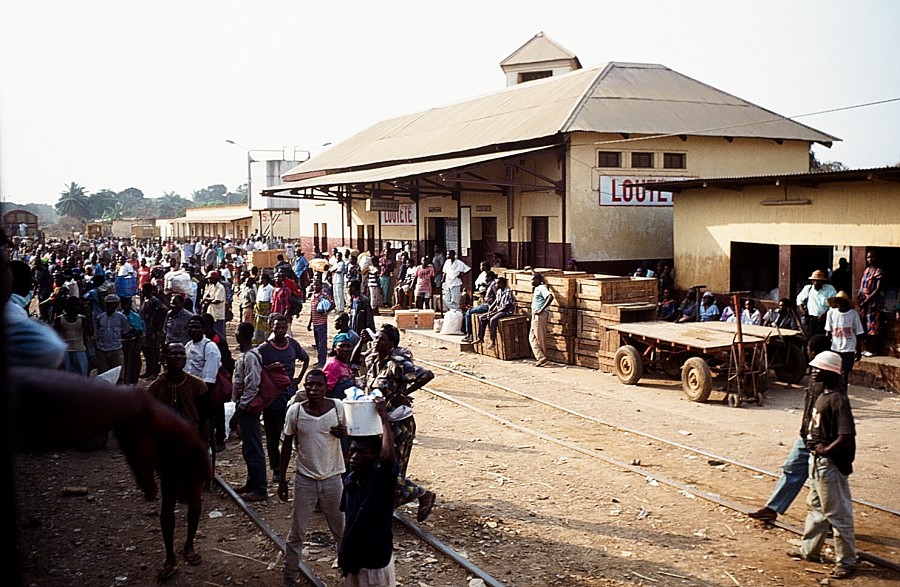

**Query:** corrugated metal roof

left=640, top=166, right=900, bottom=192
left=283, top=62, right=838, bottom=182
left=267, top=146, right=554, bottom=194
left=565, top=63, right=838, bottom=142
left=500, top=32, right=579, bottom=66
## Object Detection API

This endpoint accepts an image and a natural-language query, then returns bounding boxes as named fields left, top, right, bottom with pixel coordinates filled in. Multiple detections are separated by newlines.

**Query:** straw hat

left=827, top=290, right=854, bottom=308
left=809, top=351, right=843, bottom=375
left=808, top=270, right=828, bottom=281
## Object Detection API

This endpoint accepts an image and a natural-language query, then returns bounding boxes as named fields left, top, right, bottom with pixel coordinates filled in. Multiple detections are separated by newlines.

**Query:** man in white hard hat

left=789, top=350, right=857, bottom=580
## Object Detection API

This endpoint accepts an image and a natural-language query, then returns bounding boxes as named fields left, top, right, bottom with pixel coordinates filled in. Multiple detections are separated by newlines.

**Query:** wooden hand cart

left=606, top=318, right=803, bottom=407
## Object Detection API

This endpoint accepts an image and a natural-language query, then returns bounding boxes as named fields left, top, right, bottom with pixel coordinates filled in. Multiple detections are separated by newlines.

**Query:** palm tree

left=55, top=182, right=89, bottom=219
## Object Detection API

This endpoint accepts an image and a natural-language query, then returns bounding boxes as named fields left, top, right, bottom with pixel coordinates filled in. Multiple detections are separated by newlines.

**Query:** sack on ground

left=440, top=309, right=464, bottom=334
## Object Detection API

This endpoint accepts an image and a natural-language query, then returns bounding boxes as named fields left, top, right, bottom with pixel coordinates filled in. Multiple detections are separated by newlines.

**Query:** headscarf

left=332, top=332, right=352, bottom=348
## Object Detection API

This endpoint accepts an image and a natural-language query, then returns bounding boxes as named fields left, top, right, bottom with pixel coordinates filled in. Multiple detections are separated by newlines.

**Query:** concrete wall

left=566, top=132, right=812, bottom=266
left=672, top=180, right=900, bottom=292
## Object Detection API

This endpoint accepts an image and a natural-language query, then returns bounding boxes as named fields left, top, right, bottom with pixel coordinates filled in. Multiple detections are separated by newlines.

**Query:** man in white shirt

left=825, top=291, right=865, bottom=386
left=184, top=315, right=222, bottom=388
left=797, top=270, right=837, bottom=337
left=441, top=250, right=471, bottom=311
left=118, top=254, right=136, bottom=277
left=201, top=271, right=228, bottom=338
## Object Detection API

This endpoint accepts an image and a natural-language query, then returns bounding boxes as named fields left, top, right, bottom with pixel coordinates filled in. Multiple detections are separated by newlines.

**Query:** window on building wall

left=663, top=152, right=687, bottom=169
left=631, top=152, right=654, bottom=168
left=598, top=151, right=622, bottom=168
left=518, top=71, right=552, bottom=83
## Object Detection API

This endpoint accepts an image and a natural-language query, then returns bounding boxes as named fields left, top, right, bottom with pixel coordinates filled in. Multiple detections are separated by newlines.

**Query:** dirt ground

left=13, top=316, right=900, bottom=586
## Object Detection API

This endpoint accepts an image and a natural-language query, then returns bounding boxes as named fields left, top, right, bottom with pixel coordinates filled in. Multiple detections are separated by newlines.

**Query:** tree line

left=53, top=182, right=248, bottom=222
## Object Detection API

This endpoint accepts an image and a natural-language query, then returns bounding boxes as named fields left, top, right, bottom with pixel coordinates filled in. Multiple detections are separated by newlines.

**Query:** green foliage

left=55, top=182, right=89, bottom=218
left=46, top=181, right=241, bottom=227
left=809, top=151, right=849, bottom=173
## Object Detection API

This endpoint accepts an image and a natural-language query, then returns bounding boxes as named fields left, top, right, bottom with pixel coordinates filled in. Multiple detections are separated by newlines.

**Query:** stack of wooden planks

left=574, top=275, right=657, bottom=371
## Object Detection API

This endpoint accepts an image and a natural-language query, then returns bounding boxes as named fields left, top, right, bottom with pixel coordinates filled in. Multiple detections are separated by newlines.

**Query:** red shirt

left=137, top=266, right=152, bottom=288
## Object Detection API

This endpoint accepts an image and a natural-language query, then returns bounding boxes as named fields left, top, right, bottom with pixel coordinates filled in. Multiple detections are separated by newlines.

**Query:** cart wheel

left=614, top=345, right=643, bottom=385
left=681, top=357, right=712, bottom=402
left=727, top=393, right=742, bottom=408
left=774, top=344, right=807, bottom=384
left=755, top=391, right=765, bottom=406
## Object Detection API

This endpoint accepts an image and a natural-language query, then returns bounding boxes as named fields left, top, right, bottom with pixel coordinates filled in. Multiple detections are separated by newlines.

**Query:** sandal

left=156, top=561, right=178, bottom=583
left=183, top=549, right=202, bottom=565
left=417, top=490, right=436, bottom=522
left=830, top=565, right=855, bottom=579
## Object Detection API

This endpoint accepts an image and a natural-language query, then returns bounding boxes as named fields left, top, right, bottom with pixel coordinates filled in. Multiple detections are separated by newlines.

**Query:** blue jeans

left=236, top=409, right=267, bottom=495
left=313, top=323, right=328, bottom=366
left=801, top=455, right=857, bottom=568
left=765, top=436, right=810, bottom=514
left=464, top=304, right=489, bottom=336
left=478, top=310, right=513, bottom=342
left=215, top=319, right=226, bottom=338
left=63, top=351, right=88, bottom=376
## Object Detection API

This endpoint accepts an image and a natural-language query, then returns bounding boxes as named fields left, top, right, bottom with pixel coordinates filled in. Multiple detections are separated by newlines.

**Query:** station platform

left=375, top=312, right=900, bottom=393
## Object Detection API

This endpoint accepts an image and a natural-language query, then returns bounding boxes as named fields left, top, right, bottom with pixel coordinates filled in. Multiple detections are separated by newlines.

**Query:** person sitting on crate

left=657, top=288, right=677, bottom=321
left=462, top=271, right=497, bottom=342
left=474, top=276, right=515, bottom=349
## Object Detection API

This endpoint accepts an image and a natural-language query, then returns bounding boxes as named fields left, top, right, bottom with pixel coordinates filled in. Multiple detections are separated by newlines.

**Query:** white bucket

left=343, top=400, right=382, bottom=436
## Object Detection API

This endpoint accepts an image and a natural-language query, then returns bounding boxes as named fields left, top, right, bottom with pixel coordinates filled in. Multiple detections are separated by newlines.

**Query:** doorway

left=471, top=217, right=497, bottom=268
left=530, top=217, right=549, bottom=268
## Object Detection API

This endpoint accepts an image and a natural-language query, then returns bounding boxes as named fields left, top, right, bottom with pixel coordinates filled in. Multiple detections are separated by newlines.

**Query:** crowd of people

left=4, top=232, right=441, bottom=586
left=5, top=229, right=889, bottom=584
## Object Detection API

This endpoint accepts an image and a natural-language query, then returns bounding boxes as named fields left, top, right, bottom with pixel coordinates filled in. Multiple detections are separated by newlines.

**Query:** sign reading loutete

left=599, top=176, right=691, bottom=207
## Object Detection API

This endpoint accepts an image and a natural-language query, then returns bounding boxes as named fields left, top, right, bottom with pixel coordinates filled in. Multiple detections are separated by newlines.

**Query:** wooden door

left=531, top=217, right=549, bottom=268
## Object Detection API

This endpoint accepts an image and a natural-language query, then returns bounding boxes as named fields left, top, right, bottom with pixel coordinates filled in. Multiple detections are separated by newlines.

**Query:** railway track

left=213, top=473, right=507, bottom=587
left=417, top=357, right=900, bottom=574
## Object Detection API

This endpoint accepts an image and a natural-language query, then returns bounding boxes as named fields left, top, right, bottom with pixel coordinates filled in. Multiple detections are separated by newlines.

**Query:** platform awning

left=262, top=145, right=557, bottom=196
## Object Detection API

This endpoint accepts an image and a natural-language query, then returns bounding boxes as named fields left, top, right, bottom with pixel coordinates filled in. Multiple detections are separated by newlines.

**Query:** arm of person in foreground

left=9, top=367, right=210, bottom=502
left=374, top=397, right=395, bottom=464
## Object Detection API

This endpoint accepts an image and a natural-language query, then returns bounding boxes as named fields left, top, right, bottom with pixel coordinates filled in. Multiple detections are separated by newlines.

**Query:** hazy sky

left=2, top=0, right=898, bottom=207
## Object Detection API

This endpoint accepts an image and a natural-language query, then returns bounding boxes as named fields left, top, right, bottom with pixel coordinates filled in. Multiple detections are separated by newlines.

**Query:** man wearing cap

left=789, top=350, right=857, bottom=580
left=201, top=271, right=227, bottom=338
left=825, top=291, right=865, bottom=387
left=94, top=294, right=134, bottom=380
left=796, top=270, right=837, bottom=337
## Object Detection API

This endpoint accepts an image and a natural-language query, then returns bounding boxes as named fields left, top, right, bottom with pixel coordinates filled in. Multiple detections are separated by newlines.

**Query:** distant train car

left=3, top=209, right=40, bottom=238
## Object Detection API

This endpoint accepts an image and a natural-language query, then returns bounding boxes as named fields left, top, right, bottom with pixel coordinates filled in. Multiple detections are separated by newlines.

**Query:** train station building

left=263, top=33, right=835, bottom=274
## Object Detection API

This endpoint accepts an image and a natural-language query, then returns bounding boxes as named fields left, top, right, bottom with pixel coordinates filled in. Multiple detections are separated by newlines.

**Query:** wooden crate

left=599, top=355, right=617, bottom=373
left=394, top=309, right=435, bottom=330
left=247, top=249, right=287, bottom=270
left=544, top=334, right=575, bottom=365
left=543, top=271, right=587, bottom=309
left=576, top=276, right=658, bottom=306
left=471, top=314, right=531, bottom=361
left=596, top=303, right=657, bottom=323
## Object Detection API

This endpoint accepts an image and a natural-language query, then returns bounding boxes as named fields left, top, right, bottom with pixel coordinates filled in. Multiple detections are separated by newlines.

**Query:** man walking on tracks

left=749, top=334, right=830, bottom=522
left=529, top=273, right=553, bottom=367
left=788, top=350, right=857, bottom=580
